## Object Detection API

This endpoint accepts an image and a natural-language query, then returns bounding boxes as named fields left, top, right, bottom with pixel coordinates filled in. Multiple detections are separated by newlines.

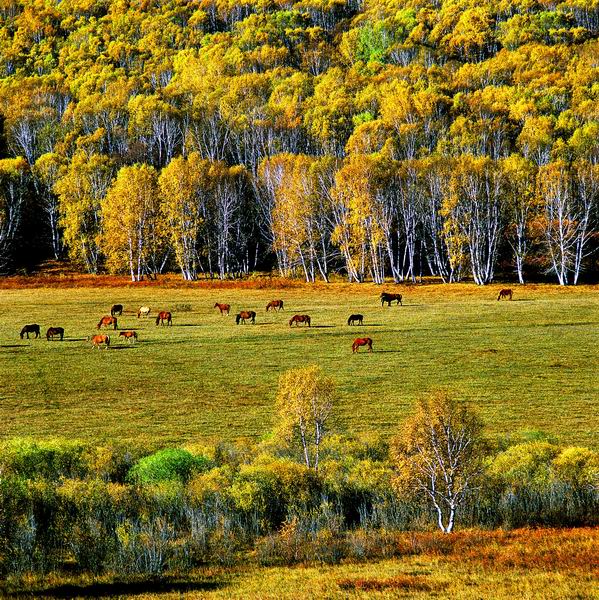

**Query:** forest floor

left=0, top=277, right=597, bottom=448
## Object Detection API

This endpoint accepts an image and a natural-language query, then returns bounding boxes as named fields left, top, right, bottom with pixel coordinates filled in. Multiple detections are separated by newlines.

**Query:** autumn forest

left=0, top=0, right=598, bottom=284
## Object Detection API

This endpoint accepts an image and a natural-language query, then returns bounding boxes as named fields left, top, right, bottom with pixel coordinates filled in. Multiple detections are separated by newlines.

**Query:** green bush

left=128, top=449, right=211, bottom=484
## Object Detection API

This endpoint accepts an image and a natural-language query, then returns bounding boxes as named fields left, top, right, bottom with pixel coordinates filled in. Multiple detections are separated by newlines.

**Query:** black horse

left=347, top=314, right=364, bottom=326
left=20, top=324, right=40, bottom=339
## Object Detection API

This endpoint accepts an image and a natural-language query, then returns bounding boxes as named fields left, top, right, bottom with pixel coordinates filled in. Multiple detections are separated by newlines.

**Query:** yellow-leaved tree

left=100, top=163, right=166, bottom=281
left=275, top=365, right=335, bottom=471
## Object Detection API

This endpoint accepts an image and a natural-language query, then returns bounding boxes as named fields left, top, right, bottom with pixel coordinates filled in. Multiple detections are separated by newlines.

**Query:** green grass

left=0, top=282, right=597, bottom=447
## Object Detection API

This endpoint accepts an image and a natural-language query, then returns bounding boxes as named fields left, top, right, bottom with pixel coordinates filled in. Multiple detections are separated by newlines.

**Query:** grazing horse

left=156, top=311, right=172, bottom=326
left=214, top=302, right=231, bottom=316
left=89, top=334, right=110, bottom=349
left=497, top=288, right=513, bottom=301
left=266, top=299, right=284, bottom=312
left=347, top=314, right=364, bottom=326
left=111, top=304, right=123, bottom=316
left=289, top=314, right=311, bottom=327
left=137, top=306, right=151, bottom=318
left=380, top=292, right=402, bottom=306
left=46, top=327, right=64, bottom=341
left=119, top=330, right=138, bottom=343
left=97, top=316, right=118, bottom=330
left=352, top=337, right=373, bottom=353
left=20, top=324, right=40, bottom=339
left=236, top=311, right=256, bottom=325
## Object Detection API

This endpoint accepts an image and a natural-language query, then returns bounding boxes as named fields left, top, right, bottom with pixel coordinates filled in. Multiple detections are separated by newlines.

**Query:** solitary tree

left=391, top=392, right=487, bottom=533
left=275, top=365, right=335, bottom=471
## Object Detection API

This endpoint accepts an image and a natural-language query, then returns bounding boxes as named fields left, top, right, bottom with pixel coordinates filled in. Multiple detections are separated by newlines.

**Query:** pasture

left=0, top=281, right=597, bottom=447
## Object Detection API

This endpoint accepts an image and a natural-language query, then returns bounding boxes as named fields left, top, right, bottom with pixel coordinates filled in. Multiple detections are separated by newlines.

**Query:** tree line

left=0, top=0, right=597, bottom=283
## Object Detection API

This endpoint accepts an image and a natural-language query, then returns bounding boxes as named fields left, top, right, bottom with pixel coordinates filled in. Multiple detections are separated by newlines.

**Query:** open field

left=7, top=528, right=598, bottom=599
left=0, top=280, right=597, bottom=447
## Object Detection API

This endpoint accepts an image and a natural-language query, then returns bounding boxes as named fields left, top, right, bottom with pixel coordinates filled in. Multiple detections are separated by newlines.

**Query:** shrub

left=128, top=449, right=211, bottom=484
left=0, top=438, right=89, bottom=480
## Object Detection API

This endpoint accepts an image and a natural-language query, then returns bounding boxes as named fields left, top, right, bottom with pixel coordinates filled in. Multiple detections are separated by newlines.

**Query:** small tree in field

left=275, top=365, right=335, bottom=471
left=391, top=392, right=486, bottom=533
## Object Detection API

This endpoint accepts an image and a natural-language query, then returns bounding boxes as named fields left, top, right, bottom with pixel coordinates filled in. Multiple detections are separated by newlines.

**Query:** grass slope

left=0, top=282, right=597, bottom=447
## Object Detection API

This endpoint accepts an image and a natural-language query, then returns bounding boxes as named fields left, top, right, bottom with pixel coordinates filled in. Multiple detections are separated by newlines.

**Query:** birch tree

left=275, top=365, right=335, bottom=472
left=392, top=393, right=486, bottom=534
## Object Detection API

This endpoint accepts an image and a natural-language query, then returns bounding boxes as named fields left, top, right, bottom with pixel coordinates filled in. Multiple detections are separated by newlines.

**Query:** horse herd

left=16, top=289, right=513, bottom=352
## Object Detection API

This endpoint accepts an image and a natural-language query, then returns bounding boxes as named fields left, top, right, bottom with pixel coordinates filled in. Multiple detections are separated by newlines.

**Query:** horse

left=266, top=299, right=284, bottom=312
left=20, top=324, right=40, bottom=339
left=289, top=314, right=311, bottom=327
left=214, top=302, right=231, bottom=316
left=89, top=334, right=110, bottom=349
left=46, top=327, right=64, bottom=341
left=380, top=292, right=402, bottom=306
left=156, top=311, right=172, bottom=326
left=119, top=330, right=138, bottom=343
left=111, top=304, right=123, bottom=316
left=236, top=311, right=256, bottom=325
left=347, top=314, right=364, bottom=326
left=497, top=288, right=513, bottom=301
left=137, top=306, right=151, bottom=318
left=97, top=316, right=118, bottom=330
left=352, top=337, right=373, bottom=353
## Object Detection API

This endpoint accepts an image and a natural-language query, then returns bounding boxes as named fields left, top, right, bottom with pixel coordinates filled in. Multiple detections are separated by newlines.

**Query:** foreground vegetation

left=6, top=529, right=598, bottom=599
left=0, top=281, right=597, bottom=447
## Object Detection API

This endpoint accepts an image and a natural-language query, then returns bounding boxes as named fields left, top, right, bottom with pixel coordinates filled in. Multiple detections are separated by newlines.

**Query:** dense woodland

left=0, top=0, right=598, bottom=283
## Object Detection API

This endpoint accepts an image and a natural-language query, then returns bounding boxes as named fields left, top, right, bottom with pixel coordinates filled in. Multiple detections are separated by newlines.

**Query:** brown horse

left=46, top=327, right=64, bottom=341
left=89, top=334, right=110, bottom=349
left=352, top=337, right=373, bottom=353
left=380, top=292, right=402, bottom=306
left=156, top=311, right=172, bottom=326
left=97, top=316, right=118, bottom=330
left=214, top=302, right=231, bottom=315
left=20, top=324, right=40, bottom=339
left=119, top=330, right=138, bottom=343
left=266, top=299, right=284, bottom=312
left=347, top=314, right=363, bottom=326
left=236, top=311, right=256, bottom=324
left=137, top=306, right=150, bottom=318
left=497, top=288, right=513, bottom=301
left=111, top=304, right=124, bottom=316
left=289, top=314, right=311, bottom=327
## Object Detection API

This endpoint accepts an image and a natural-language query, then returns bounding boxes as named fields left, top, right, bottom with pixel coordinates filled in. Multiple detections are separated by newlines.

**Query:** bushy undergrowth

left=0, top=435, right=596, bottom=581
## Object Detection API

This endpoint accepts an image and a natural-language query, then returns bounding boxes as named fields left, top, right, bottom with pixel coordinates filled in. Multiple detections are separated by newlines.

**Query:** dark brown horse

left=289, top=314, right=311, bottom=327
left=119, top=330, right=138, bottom=343
left=236, top=311, right=256, bottom=324
left=266, top=299, right=284, bottom=312
left=380, top=292, right=402, bottom=306
left=347, top=314, right=363, bottom=326
left=20, top=324, right=40, bottom=339
left=214, top=302, right=231, bottom=315
left=156, top=311, right=172, bottom=326
left=97, top=316, right=118, bottom=330
left=111, top=304, right=124, bottom=316
left=89, top=334, right=110, bottom=349
left=46, top=327, right=64, bottom=341
left=352, top=337, right=373, bottom=353
left=497, top=288, right=513, bottom=301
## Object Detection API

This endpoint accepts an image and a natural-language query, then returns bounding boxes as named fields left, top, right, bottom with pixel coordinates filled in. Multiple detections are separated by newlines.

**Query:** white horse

left=137, top=306, right=151, bottom=318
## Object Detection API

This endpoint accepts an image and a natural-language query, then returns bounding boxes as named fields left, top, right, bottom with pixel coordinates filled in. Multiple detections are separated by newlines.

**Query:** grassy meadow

left=0, top=279, right=597, bottom=447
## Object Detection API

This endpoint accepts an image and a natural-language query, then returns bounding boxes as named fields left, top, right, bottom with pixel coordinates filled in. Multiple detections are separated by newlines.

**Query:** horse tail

left=497, top=292, right=501, bottom=301
left=347, top=316, right=351, bottom=326
left=105, top=335, right=110, bottom=347
left=236, top=314, right=240, bottom=325
left=307, top=316, right=311, bottom=326
left=280, top=301, right=284, bottom=310
left=155, top=315, right=160, bottom=325
left=97, top=321, right=101, bottom=329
